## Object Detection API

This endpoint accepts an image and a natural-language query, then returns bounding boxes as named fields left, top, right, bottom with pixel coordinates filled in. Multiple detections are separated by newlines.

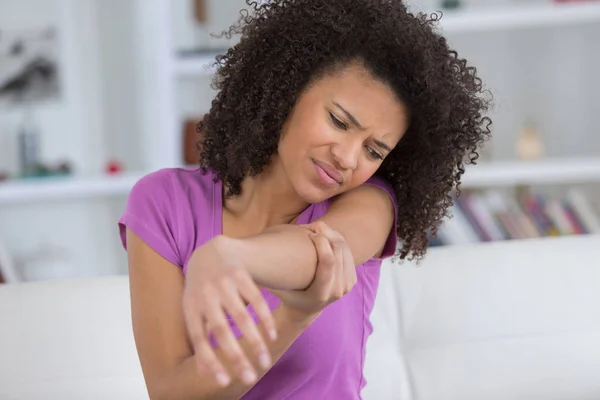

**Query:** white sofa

left=1, top=235, right=599, bottom=400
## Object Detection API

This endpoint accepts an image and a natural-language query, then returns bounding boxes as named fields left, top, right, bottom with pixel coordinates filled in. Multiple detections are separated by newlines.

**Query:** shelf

left=439, top=2, right=600, bottom=34
left=461, top=158, right=600, bottom=188
left=2, top=158, right=600, bottom=205
left=0, top=172, right=144, bottom=205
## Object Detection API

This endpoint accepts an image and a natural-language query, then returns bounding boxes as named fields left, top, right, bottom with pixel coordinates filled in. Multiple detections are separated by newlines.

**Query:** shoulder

left=305, top=175, right=397, bottom=222
left=125, top=167, right=221, bottom=216
left=125, top=166, right=220, bottom=233
left=119, top=167, right=220, bottom=268
left=361, top=175, right=396, bottom=203
left=130, top=167, right=216, bottom=197
left=330, top=175, right=397, bottom=211
left=307, top=175, right=399, bottom=260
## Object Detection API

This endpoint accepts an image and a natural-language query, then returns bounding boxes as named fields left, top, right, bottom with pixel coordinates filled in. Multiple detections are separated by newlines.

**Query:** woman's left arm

left=219, top=184, right=395, bottom=291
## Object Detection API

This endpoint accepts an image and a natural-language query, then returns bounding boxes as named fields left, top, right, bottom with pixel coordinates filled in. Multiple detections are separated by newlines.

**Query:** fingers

left=235, top=271, right=278, bottom=343
left=330, top=232, right=346, bottom=299
left=204, top=293, right=258, bottom=385
left=341, top=242, right=357, bottom=294
left=311, top=222, right=346, bottom=297
left=306, top=221, right=356, bottom=298
left=186, top=271, right=277, bottom=389
left=183, top=295, right=230, bottom=387
left=308, top=233, right=336, bottom=298
left=323, top=230, right=345, bottom=299
left=222, top=276, right=274, bottom=371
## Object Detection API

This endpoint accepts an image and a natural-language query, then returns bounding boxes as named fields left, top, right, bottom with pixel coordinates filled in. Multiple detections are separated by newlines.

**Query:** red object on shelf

left=105, top=160, right=123, bottom=175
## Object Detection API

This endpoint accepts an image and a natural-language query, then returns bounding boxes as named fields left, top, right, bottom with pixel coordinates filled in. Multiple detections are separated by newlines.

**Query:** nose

left=331, top=139, right=360, bottom=171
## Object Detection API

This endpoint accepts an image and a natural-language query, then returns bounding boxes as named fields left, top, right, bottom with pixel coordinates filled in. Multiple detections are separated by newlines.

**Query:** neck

left=223, top=160, right=309, bottom=230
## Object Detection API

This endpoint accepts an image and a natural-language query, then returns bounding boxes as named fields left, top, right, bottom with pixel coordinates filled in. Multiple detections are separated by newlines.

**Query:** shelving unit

left=0, top=173, right=143, bottom=205
left=168, top=2, right=600, bottom=76
left=439, top=2, right=600, bottom=34
left=2, top=157, right=600, bottom=205
left=100, top=0, right=600, bottom=253
left=2, top=0, right=599, bottom=283
left=461, top=158, right=600, bottom=188
left=1, top=1, right=599, bottom=204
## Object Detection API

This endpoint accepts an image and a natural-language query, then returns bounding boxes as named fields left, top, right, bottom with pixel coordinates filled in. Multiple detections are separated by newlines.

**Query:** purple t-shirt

left=118, top=167, right=398, bottom=399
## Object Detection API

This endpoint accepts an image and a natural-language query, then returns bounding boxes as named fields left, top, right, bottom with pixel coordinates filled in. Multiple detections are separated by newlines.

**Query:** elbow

left=146, top=370, right=228, bottom=400
left=146, top=379, right=169, bottom=400
left=145, top=370, right=179, bottom=400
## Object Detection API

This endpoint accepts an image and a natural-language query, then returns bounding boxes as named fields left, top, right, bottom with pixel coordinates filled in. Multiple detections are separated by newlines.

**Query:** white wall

left=95, top=0, right=143, bottom=172
left=0, top=0, right=125, bottom=281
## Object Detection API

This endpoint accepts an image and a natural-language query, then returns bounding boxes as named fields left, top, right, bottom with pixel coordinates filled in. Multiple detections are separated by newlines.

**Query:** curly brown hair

left=197, top=0, right=493, bottom=261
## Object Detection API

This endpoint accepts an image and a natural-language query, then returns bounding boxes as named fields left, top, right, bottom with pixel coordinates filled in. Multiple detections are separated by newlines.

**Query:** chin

left=302, top=193, right=329, bottom=204
left=296, top=183, right=338, bottom=204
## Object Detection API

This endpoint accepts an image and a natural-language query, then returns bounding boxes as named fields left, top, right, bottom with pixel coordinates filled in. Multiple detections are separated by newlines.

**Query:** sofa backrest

left=363, top=235, right=600, bottom=400
left=1, top=235, right=599, bottom=399
left=0, top=276, right=147, bottom=400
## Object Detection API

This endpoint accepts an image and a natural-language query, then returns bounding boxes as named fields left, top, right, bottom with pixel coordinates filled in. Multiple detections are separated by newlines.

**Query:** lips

left=313, top=159, right=343, bottom=184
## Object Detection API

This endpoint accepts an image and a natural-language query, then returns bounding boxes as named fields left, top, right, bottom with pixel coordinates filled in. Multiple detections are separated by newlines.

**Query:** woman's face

left=277, top=63, right=409, bottom=204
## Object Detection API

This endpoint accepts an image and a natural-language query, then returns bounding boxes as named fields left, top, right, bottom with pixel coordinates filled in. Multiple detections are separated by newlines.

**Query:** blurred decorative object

left=15, top=159, right=72, bottom=180
left=54, top=161, right=72, bottom=174
left=0, top=240, right=20, bottom=284
left=194, top=0, right=208, bottom=23
left=0, top=171, right=9, bottom=182
left=0, top=27, right=61, bottom=104
left=1, top=26, right=62, bottom=178
left=516, top=123, right=545, bottom=161
left=441, top=0, right=462, bottom=9
left=183, top=117, right=202, bottom=166
left=105, top=159, right=123, bottom=175
left=17, top=109, right=41, bottom=176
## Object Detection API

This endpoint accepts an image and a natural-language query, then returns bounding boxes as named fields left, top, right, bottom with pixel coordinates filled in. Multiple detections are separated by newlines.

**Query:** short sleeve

left=363, top=175, right=398, bottom=259
left=118, top=169, right=183, bottom=267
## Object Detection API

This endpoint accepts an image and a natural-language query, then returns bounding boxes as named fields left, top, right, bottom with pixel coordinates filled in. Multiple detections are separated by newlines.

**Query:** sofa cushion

left=0, top=276, right=147, bottom=400
left=364, top=235, right=600, bottom=400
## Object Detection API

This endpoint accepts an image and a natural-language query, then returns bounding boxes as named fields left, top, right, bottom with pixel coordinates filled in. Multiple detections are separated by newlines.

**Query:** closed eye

left=329, top=112, right=348, bottom=130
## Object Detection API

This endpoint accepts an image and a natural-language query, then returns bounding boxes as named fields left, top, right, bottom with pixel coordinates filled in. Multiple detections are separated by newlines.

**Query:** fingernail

left=242, top=369, right=257, bottom=384
left=216, top=372, right=230, bottom=387
left=269, top=328, right=278, bottom=341
left=259, top=352, right=271, bottom=369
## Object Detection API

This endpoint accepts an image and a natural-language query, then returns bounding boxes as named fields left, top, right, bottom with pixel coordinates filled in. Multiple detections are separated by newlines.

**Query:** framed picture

left=0, top=26, right=61, bottom=106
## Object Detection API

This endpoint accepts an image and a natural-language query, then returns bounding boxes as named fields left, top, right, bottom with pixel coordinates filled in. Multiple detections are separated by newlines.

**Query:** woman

left=119, top=0, right=492, bottom=398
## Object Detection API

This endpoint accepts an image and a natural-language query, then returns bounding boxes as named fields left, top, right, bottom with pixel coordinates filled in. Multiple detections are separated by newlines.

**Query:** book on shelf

left=431, top=188, right=600, bottom=246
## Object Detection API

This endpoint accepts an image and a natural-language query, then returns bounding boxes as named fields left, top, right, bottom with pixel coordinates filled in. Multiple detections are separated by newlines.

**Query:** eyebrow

left=333, top=102, right=364, bottom=130
left=332, top=102, right=392, bottom=153
left=374, top=139, right=392, bottom=152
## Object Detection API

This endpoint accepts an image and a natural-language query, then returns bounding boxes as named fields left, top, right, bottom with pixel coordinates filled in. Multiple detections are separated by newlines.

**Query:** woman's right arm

left=127, top=228, right=320, bottom=400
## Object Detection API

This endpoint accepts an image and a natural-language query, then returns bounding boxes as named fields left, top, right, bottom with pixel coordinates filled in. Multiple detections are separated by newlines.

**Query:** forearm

left=227, top=225, right=319, bottom=291
left=155, top=304, right=316, bottom=400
